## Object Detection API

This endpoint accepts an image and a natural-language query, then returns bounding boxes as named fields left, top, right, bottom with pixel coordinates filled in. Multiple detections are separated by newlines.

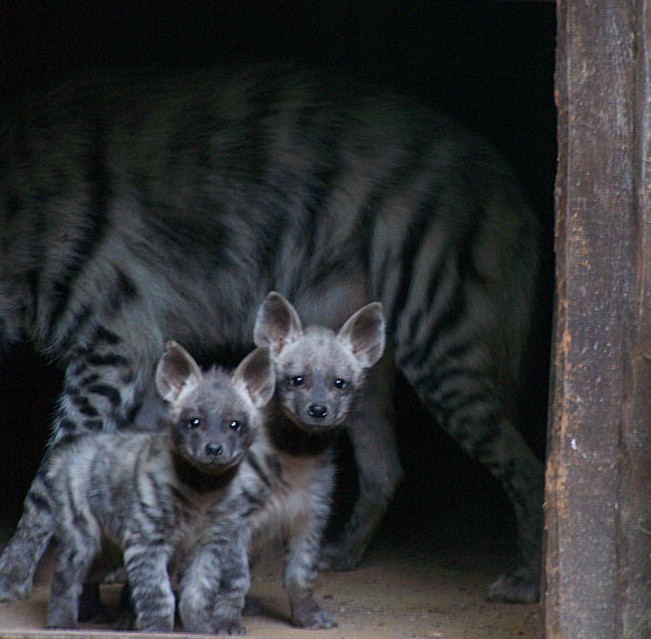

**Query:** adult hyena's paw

left=486, top=568, right=540, bottom=604
left=318, top=542, right=363, bottom=573
left=291, top=600, right=337, bottom=630
left=242, top=595, right=263, bottom=616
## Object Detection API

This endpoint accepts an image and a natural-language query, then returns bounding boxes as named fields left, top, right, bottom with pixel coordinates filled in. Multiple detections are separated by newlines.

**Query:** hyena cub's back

left=244, top=292, right=385, bottom=629
left=45, top=342, right=275, bottom=635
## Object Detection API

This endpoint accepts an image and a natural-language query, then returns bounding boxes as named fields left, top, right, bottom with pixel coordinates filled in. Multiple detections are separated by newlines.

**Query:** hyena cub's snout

left=172, top=412, right=252, bottom=472
left=308, top=403, right=328, bottom=419
left=254, top=291, right=386, bottom=432
left=285, top=373, right=356, bottom=430
left=156, top=340, right=276, bottom=474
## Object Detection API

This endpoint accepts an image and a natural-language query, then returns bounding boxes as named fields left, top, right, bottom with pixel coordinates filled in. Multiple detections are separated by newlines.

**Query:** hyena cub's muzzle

left=282, top=375, right=356, bottom=432
left=173, top=418, right=253, bottom=473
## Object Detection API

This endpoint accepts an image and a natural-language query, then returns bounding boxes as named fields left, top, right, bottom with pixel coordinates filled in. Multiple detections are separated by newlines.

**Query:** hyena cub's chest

left=248, top=449, right=333, bottom=542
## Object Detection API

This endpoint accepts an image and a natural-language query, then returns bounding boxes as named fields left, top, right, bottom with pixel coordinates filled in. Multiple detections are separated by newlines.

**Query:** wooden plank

left=619, top=2, right=651, bottom=635
left=546, top=1, right=637, bottom=638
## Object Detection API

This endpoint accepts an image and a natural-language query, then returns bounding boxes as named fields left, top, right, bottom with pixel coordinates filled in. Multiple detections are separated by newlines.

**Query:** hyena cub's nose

left=308, top=404, right=328, bottom=419
left=205, top=443, right=223, bottom=456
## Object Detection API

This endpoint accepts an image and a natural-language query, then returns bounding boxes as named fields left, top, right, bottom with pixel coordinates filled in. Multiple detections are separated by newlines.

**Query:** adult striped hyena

left=0, top=64, right=543, bottom=603
left=244, top=291, right=385, bottom=628
left=46, top=341, right=275, bottom=634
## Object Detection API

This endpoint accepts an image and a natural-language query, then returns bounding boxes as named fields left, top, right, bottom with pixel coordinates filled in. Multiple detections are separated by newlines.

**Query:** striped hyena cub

left=247, top=291, right=385, bottom=628
left=45, top=341, right=275, bottom=634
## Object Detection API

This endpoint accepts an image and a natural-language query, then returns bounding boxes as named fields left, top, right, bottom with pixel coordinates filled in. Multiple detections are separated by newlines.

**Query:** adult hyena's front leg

left=47, top=538, right=98, bottom=629
left=0, top=464, right=54, bottom=601
left=320, top=354, right=402, bottom=572
left=0, top=325, right=158, bottom=601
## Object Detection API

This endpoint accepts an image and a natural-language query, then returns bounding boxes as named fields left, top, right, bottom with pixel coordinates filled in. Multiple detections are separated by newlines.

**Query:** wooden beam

left=619, top=1, right=651, bottom=634
left=547, top=1, right=651, bottom=637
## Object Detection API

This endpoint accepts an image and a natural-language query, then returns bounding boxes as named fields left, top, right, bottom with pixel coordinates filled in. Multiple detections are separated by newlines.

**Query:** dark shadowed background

left=0, top=0, right=556, bottom=555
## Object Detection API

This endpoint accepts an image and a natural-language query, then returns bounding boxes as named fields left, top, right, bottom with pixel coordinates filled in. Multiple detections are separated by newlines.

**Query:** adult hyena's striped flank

left=0, top=64, right=542, bottom=603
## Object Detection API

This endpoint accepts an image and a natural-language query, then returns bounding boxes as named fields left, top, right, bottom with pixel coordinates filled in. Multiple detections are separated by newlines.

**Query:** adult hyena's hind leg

left=0, top=324, right=160, bottom=601
left=401, top=349, right=544, bottom=603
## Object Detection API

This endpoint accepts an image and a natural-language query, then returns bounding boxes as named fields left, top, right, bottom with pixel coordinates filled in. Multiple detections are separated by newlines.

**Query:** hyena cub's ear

left=253, top=291, right=303, bottom=356
left=155, top=340, right=203, bottom=403
left=233, top=347, right=277, bottom=408
left=338, top=302, right=386, bottom=369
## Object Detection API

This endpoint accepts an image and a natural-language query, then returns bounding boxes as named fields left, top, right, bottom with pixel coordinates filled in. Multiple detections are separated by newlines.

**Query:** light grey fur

left=245, top=291, right=386, bottom=628
left=45, top=342, right=275, bottom=634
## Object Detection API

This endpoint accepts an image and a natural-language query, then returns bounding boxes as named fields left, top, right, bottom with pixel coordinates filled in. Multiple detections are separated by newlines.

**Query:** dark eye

left=290, top=376, right=305, bottom=386
left=229, top=420, right=242, bottom=432
left=187, top=418, right=201, bottom=430
left=333, top=378, right=348, bottom=389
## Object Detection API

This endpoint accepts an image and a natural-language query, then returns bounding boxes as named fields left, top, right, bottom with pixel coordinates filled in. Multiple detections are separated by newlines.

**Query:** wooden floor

left=0, top=527, right=542, bottom=639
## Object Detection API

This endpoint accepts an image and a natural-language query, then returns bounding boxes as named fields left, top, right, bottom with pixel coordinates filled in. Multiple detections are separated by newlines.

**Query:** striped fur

left=0, top=64, right=542, bottom=603
left=45, top=342, right=275, bottom=633
left=245, top=292, right=385, bottom=628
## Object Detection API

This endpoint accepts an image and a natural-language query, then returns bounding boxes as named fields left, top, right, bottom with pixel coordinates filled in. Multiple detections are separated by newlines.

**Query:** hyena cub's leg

left=178, top=533, right=250, bottom=635
left=319, top=354, right=403, bottom=571
left=123, top=543, right=176, bottom=633
left=0, top=326, right=159, bottom=601
left=284, top=504, right=337, bottom=629
left=209, top=542, right=250, bottom=636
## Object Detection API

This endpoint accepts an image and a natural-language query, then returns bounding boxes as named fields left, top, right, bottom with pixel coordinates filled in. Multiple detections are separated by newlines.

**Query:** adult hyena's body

left=0, top=65, right=542, bottom=602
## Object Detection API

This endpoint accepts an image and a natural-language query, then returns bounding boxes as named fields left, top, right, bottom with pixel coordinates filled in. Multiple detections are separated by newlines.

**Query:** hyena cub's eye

left=228, top=420, right=242, bottom=432
left=187, top=418, right=202, bottom=430
left=290, top=376, right=305, bottom=387
left=333, top=378, right=349, bottom=390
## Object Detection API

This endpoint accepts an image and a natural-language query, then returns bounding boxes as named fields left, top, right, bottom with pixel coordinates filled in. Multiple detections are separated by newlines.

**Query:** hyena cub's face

left=254, top=292, right=385, bottom=432
left=155, top=341, right=275, bottom=474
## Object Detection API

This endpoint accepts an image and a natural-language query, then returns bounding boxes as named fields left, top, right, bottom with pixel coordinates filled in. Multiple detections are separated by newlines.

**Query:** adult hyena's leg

left=0, top=325, right=159, bottom=601
left=319, top=353, right=402, bottom=571
left=406, top=358, right=543, bottom=603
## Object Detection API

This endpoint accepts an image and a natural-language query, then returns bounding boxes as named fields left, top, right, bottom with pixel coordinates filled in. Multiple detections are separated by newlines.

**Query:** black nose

left=308, top=404, right=328, bottom=418
left=205, top=443, right=223, bottom=456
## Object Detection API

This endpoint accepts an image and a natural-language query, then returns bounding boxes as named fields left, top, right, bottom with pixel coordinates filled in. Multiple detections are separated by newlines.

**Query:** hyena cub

left=247, top=291, right=385, bottom=628
left=45, top=341, right=275, bottom=634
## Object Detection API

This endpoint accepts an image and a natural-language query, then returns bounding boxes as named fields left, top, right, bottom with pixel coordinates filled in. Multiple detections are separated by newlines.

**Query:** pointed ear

left=234, top=347, right=276, bottom=408
left=253, top=291, right=303, bottom=356
left=338, top=302, right=386, bottom=369
left=155, top=340, right=203, bottom=403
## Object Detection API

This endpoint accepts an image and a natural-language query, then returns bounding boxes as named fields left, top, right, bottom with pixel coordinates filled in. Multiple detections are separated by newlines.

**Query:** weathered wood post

left=546, top=1, right=651, bottom=637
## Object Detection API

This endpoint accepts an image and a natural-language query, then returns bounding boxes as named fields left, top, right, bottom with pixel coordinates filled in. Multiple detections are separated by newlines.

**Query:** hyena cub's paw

left=0, top=575, right=31, bottom=602
left=0, top=558, right=34, bottom=602
left=486, top=568, right=540, bottom=604
left=213, top=617, right=246, bottom=636
left=291, top=600, right=337, bottom=630
left=46, top=608, right=79, bottom=630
